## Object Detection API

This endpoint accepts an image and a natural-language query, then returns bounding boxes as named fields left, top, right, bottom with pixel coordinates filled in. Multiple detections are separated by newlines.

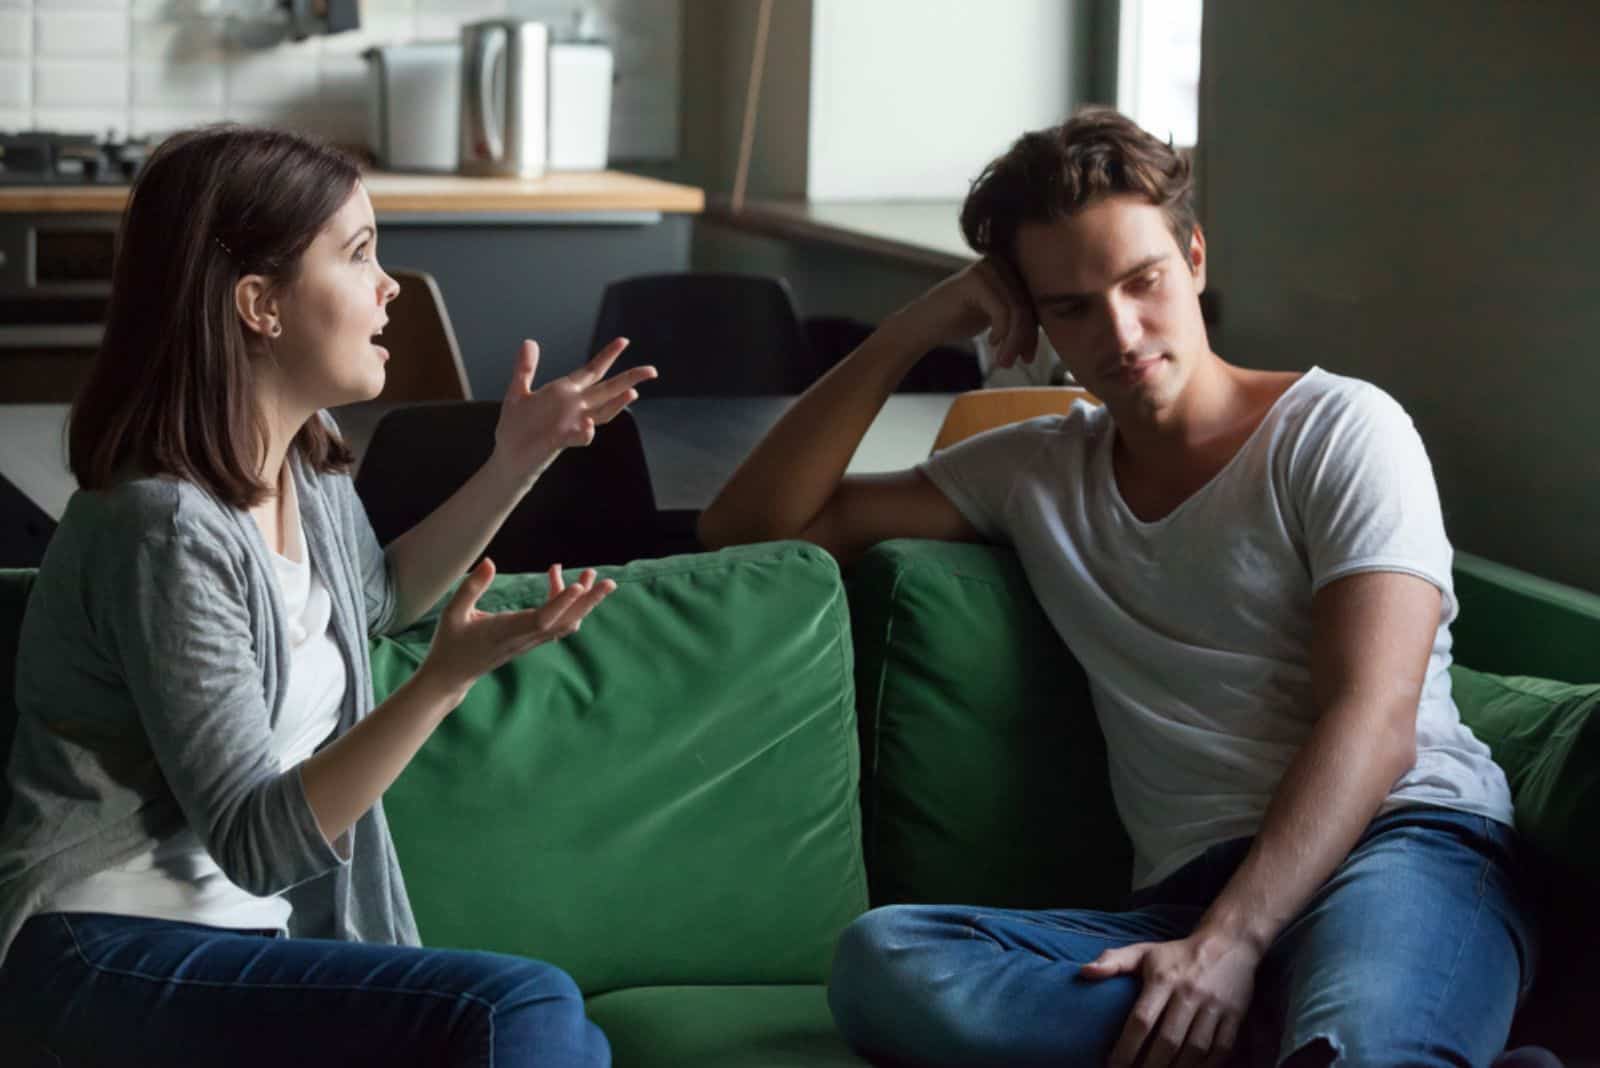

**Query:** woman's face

left=270, top=183, right=399, bottom=411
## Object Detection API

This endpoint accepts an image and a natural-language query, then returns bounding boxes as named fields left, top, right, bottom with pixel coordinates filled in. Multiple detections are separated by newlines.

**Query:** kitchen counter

left=0, top=169, right=705, bottom=216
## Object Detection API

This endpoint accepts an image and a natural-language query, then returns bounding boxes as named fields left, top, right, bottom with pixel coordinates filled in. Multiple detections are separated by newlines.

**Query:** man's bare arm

left=1092, top=570, right=1439, bottom=1065
left=698, top=260, right=1039, bottom=563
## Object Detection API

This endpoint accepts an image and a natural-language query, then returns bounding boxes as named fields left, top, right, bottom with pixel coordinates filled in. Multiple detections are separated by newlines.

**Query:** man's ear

left=234, top=275, right=280, bottom=339
left=1186, top=225, right=1207, bottom=294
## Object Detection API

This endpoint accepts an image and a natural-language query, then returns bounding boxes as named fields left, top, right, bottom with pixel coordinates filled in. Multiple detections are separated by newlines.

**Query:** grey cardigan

left=0, top=445, right=420, bottom=965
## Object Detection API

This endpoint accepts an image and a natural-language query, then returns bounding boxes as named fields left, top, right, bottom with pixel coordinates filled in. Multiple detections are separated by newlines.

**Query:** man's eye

left=1132, top=271, right=1161, bottom=292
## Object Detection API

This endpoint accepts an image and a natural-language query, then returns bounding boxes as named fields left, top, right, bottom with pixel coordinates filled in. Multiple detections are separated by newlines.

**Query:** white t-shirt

left=45, top=478, right=347, bottom=928
left=920, top=367, right=1513, bottom=888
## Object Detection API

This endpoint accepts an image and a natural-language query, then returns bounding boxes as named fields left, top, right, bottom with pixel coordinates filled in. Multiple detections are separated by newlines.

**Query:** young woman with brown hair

left=0, top=124, right=653, bottom=1066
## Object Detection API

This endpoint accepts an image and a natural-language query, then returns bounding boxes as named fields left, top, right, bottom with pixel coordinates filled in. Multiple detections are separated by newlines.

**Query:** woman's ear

left=234, top=275, right=282, bottom=339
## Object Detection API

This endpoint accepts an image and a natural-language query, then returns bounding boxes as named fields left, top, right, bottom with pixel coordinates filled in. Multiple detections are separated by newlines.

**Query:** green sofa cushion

left=846, top=540, right=1132, bottom=910
left=1452, top=665, right=1600, bottom=882
left=372, top=543, right=868, bottom=996
left=585, top=985, right=865, bottom=1067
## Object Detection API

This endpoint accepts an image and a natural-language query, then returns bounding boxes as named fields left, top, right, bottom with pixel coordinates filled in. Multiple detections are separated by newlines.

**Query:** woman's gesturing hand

left=419, top=558, right=616, bottom=709
left=491, top=337, right=658, bottom=492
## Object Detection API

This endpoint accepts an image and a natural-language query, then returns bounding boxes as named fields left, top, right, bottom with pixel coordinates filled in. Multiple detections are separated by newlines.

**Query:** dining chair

left=378, top=268, right=472, bottom=403
left=803, top=315, right=982, bottom=393
left=587, top=272, right=818, bottom=395
left=354, top=403, right=663, bottom=573
left=930, top=386, right=1100, bottom=454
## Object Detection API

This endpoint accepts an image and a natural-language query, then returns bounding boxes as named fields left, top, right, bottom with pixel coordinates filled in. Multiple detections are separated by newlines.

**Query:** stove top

left=0, top=131, right=150, bottom=186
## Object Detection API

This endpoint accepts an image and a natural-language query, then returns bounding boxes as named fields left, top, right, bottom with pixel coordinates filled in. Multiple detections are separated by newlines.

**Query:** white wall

left=805, top=0, right=1080, bottom=200
left=0, top=0, right=679, bottom=159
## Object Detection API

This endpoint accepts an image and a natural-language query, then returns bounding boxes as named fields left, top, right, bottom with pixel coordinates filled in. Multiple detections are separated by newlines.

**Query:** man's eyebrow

left=342, top=225, right=375, bottom=250
left=1034, top=254, right=1168, bottom=304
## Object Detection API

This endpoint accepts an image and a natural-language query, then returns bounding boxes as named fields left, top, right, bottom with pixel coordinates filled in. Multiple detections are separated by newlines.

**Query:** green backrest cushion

left=371, top=542, right=868, bottom=996
left=847, top=540, right=1599, bottom=909
left=0, top=569, right=36, bottom=821
left=1452, top=551, right=1600, bottom=685
left=845, top=540, right=1132, bottom=909
left=1452, top=667, right=1600, bottom=882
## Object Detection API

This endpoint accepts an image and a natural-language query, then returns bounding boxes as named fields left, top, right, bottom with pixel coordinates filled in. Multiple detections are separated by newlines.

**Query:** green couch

left=1, top=540, right=1596, bottom=1064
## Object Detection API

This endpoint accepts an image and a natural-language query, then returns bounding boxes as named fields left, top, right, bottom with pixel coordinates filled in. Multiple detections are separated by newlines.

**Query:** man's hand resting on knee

left=1081, top=931, right=1258, bottom=1067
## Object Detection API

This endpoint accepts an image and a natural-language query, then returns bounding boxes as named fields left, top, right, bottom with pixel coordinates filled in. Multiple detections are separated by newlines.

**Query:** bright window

left=1117, top=0, right=1204, bottom=146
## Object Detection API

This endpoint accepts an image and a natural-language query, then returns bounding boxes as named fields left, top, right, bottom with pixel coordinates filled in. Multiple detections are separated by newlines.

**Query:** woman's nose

left=379, top=270, right=400, bottom=305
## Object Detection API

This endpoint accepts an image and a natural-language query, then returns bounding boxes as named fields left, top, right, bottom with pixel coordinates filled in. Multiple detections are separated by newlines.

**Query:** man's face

left=1014, top=195, right=1210, bottom=418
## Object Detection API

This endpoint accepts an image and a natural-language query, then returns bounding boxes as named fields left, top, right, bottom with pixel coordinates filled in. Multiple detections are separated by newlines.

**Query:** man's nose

left=1102, top=296, right=1143, bottom=355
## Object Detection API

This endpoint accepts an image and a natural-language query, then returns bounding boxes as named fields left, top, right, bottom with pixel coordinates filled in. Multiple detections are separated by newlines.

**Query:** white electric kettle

left=459, top=19, right=548, bottom=178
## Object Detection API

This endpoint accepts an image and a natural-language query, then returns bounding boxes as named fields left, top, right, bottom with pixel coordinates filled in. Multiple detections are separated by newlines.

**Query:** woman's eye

left=352, top=242, right=370, bottom=263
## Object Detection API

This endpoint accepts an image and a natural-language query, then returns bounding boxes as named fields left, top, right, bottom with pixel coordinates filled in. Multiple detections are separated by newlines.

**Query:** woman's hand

left=490, top=337, right=658, bottom=493
left=417, top=557, right=616, bottom=708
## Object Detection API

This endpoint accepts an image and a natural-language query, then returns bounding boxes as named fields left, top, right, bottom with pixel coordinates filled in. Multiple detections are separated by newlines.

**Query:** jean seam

left=57, top=914, right=497, bottom=1013
left=1415, top=843, right=1491, bottom=1050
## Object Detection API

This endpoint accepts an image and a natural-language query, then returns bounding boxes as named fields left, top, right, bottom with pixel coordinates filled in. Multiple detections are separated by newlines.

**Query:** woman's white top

left=42, top=473, right=348, bottom=930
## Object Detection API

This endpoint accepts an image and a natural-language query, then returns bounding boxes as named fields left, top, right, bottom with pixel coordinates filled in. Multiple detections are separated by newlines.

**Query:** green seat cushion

left=845, top=540, right=1132, bottom=910
left=0, top=569, right=37, bottom=822
left=373, top=543, right=868, bottom=995
left=585, top=985, right=865, bottom=1067
left=1452, top=665, right=1600, bottom=882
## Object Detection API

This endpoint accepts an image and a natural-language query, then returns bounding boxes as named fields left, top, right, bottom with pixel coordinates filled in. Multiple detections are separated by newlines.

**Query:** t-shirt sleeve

left=917, top=416, right=1063, bottom=543
left=1285, top=382, right=1455, bottom=611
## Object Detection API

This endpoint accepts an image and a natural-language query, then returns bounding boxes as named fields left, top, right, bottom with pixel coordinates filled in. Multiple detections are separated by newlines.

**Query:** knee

left=827, top=907, right=923, bottom=1048
left=490, top=960, right=609, bottom=1067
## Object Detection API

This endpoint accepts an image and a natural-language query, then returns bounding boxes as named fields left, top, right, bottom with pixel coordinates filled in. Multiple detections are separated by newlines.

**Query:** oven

left=0, top=213, right=118, bottom=402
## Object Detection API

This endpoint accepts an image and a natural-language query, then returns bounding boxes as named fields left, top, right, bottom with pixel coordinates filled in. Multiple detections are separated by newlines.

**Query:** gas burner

left=0, top=131, right=151, bottom=186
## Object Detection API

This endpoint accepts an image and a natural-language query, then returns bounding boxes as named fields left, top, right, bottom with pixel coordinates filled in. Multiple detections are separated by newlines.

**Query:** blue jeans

left=829, top=806, right=1538, bottom=1067
left=0, top=912, right=610, bottom=1067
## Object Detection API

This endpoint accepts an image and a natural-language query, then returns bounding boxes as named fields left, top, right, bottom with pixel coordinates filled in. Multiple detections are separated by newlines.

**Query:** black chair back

left=0, top=474, right=56, bottom=569
left=588, top=272, right=818, bottom=396
left=354, top=403, right=659, bottom=574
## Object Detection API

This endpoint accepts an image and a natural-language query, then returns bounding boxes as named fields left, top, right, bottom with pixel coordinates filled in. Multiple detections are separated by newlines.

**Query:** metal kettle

left=460, top=19, right=548, bottom=178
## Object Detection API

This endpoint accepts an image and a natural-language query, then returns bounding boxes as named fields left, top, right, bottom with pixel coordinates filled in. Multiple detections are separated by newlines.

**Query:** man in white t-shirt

left=699, top=108, right=1537, bottom=1067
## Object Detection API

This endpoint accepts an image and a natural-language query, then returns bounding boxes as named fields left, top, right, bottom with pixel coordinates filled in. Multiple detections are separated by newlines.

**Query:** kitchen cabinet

left=0, top=170, right=703, bottom=402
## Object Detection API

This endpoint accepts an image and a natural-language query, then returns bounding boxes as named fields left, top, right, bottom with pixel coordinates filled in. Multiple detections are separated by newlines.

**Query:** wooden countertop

left=0, top=169, right=705, bottom=215
left=704, top=194, right=973, bottom=272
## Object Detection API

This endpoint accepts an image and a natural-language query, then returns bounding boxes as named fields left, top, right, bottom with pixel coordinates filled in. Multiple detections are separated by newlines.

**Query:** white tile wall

left=0, top=0, right=679, bottom=160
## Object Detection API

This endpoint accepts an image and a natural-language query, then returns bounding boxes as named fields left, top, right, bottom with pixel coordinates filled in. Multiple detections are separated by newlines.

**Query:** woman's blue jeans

left=829, top=806, right=1538, bottom=1067
left=0, top=912, right=610, bottom=1067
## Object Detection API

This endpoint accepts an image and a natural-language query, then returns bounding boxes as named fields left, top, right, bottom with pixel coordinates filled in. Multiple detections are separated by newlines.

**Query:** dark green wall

left=1202, top=0, right=1600, bottom=592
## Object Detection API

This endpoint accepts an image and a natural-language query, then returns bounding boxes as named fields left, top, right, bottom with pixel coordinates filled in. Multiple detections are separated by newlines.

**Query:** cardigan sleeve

left=101, top=527, right=348, bottom=896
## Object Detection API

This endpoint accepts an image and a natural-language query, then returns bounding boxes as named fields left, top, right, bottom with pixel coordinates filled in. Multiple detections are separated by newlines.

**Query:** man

left=698, top=108, right=1535, bottom=1066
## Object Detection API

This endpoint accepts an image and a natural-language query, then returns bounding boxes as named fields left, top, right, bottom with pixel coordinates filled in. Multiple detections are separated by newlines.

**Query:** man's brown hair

left=960, top=106, right=1197, bottom=270
left=70, top=124, right=361, bottom=508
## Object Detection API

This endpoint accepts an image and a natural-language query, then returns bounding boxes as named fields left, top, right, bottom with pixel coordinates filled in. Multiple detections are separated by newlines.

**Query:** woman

left=0, top=125, right=655, bottom=1065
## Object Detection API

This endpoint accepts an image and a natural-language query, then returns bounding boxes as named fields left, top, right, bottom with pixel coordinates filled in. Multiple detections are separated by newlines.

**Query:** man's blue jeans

left=0, top=912, right=609, bottom=1067
left=829, top=806, right=1538, bottom=1066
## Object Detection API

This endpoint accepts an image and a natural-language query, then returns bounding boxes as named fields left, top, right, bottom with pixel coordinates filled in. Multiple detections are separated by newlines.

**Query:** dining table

left=1, top=394, right=958, bottom=522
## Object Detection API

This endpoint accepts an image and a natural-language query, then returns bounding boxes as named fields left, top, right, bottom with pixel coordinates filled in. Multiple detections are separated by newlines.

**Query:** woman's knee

left=487, top=958, right=609, bottom=1067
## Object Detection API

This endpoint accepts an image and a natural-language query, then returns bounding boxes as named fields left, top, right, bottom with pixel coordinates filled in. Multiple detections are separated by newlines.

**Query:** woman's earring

left=269, top=322, right=282, bottom=338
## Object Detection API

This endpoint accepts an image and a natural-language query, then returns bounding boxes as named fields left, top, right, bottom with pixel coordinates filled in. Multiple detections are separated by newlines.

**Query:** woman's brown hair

left=960, top=106, right=1197, bottom=270
left=70, top=124, right=361, bottom=507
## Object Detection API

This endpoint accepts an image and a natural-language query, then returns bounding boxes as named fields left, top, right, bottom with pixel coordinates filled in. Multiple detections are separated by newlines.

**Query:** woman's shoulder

left=57, top=475, right=246, bottom=552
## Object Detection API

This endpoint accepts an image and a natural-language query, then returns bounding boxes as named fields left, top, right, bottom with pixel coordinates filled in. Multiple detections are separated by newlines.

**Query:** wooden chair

left=930, top=386, right=1100, bottom=453
left=378, top=268, right=472, bottom=402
